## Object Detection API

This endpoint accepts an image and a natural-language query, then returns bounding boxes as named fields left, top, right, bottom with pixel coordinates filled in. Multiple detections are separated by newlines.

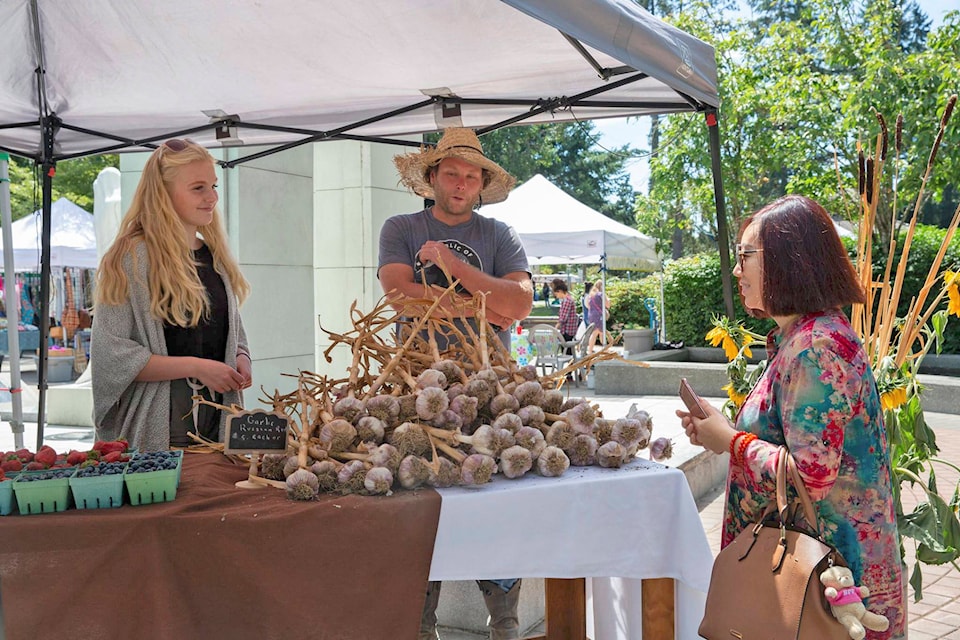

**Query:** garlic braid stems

left=363, top=286, right=457, bottom=400
left=246, top=474, right=287, bottom=490
left=432, top=438, right=467, bottom=464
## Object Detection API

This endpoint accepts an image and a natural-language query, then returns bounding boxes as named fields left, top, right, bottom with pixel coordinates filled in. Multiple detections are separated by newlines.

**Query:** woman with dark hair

left=678, top=195, right=904, bottom=638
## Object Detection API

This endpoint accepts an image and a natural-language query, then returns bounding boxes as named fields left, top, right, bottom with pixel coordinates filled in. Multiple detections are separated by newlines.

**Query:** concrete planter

left=622, top=328, right=655, bottom=354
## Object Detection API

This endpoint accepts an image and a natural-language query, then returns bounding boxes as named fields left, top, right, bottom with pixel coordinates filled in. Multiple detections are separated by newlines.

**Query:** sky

left=595, top=0, right=954, bottom=193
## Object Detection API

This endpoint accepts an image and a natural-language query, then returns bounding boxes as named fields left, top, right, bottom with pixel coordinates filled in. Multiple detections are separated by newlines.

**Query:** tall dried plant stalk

left=851, top=95, right=959, bottom=368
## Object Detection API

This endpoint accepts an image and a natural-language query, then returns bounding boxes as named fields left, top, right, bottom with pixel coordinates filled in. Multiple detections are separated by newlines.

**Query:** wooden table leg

left=527, top=577, right=676, bottom=640
left=641, top=578, right=675, bottom=639
left=525, top=578, right=587, bottom=640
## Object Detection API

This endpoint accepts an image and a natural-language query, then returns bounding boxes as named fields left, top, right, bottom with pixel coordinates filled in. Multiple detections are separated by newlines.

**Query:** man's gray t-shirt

left=378, top=208, right=530, bottom=346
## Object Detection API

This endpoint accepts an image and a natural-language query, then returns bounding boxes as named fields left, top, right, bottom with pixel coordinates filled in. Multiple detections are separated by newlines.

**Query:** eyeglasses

left=735, top=243, right=763, bottom=268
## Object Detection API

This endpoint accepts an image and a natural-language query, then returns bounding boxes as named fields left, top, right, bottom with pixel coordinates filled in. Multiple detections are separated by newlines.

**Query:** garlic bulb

left=388, top=422, right=432, bottom=458
left=333, top=396, right=365, bottom=423
left=464, top=378, right=494, bottom=408
left=541, top=389, right=565, bottom=415
left=460, top=453, right=497, bottom=485
left=513, top=380, right=544, bottom=407
left=260, top=453, right=287, bottom=481
left=546, top=420, right=576, bottom=450
left=562, top=402, right=597, bottom=436
left=489, top=392, right=520, bottom=416
left=474, top=369, right=501, bottom=395
left=319, top=418, right=358, bottom=452
left=514, top=426, right=546, bottom=458
left=355, top=415, right=386, bottom=444
left=283, top=455, right=304, bottom=478
left=364, top=395, right=401, bottom=427
left=567, top=434, right=598, bottom=466
left=427, top=457, right=461, bottom=488
left=592, top=419, right=614, bottom=445
left=417, top=368, right=447, bottom=390
left=367, top=443, right=401, bottom=474
left=516, top=364, right=539, bottom=381
left=491, top=413, right=522, bottom=434
left=449, top=394, right=479, bottom=426
left=499, top=445, right=533, bottom=479
left=364, top=467, right=394, bottom=495
left=537, top=446, right=570, bottom=477
left=597, top=440, right=627, bottom=468
left=310, top=460, right=340, bottom=492
left=612, top=417, right=650, bottom=450
left=433, top=359, right=467, bottom=386
left=286, top=468, right=320, bottom=501
left=398, top=455, right=432, bottom=489
left=649, top=437, right=674, bottom=461
left=416, top=386, right=450, bottom=421
left=560, top=397, right=588, bottom=413
left=398, top=394, right=419, bottom=422
left=516, top=404, right=545, bottom=428
left=337, top=459, right=368, bottom=494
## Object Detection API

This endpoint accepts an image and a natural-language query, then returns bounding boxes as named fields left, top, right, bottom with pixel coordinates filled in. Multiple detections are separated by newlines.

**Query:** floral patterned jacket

left=725, top=309, right=904, bottom=639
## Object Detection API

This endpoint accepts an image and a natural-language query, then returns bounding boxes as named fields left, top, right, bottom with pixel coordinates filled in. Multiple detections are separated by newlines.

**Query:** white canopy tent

left=0, top=0, right=731, bottom=446
left=481, top=174, right=660, bottom=271
left=0, top=197, right=97, bottom=271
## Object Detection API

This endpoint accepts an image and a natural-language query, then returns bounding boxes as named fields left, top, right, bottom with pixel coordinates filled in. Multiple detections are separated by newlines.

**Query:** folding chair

left=568, top=322, right=596, bottom=386
left=529, top=324, right=574, bottom=378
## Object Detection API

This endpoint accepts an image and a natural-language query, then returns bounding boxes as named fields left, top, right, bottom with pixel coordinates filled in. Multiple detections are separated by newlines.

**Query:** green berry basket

left=0, top=476, right=17, bottom=515
left=70, top=463, right=127, bottom=509
left=124, top=450, right=183, bottom=506
left=13, top=469, right=77, bottom=514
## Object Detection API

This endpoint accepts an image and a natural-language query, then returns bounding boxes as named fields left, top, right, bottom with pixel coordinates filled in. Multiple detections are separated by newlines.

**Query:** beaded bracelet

left=734, top=433, right=758, bottom=466
left=729, top=431, right=748, bottom=457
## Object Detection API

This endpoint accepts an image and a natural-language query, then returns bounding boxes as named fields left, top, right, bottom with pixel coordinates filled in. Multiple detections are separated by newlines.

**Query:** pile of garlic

left=251, top=288, right=671, bottom=500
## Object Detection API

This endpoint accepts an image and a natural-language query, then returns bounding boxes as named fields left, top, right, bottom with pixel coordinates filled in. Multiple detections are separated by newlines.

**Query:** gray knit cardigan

left=91, top=242, right=250, bottom=451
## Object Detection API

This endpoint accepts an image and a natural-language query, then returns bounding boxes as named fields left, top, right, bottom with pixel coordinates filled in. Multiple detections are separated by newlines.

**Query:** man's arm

left=379, top=261, right=532, bottom=328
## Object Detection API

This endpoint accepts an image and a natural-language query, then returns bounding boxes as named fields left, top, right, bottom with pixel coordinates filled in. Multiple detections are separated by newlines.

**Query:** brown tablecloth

left=0, top=454, right=441, bottom=640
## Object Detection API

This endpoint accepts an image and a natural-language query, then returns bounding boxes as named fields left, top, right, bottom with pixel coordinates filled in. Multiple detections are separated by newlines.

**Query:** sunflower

left=722, top=382, right=748, bottom=408
left=880, top=387, right=909, bottom=412
left=946, top=270, right=960, bottom=317
left=706, top=325, right=739, bottom=361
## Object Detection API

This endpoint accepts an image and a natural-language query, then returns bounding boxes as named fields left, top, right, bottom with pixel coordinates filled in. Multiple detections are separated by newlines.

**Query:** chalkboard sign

left=224, top=409, right=291, bottom=454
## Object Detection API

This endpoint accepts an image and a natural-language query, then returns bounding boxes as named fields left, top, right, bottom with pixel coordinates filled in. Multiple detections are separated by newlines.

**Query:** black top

left=163, top=244, right=229, bottom=361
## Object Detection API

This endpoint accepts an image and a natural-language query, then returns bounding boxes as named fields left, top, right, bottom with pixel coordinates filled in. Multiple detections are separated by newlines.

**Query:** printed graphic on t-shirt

left=415, top=239, right=484, bottom=293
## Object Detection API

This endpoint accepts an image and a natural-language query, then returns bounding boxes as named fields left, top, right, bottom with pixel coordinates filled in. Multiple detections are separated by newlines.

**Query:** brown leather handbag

left=698, top=447, right=849, bottom=639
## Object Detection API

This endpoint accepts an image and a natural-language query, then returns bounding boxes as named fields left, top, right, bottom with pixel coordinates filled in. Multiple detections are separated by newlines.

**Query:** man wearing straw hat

left=378, top=127, right=533, bottom=640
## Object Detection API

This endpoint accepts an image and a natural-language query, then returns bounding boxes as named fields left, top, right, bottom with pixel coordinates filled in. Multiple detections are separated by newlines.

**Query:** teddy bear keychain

left=819, top=565, right=890, bottom=640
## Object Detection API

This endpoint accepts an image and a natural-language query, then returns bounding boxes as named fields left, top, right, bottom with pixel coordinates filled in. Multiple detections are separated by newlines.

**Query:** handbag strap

left=775, top=446, right=822, bottom=537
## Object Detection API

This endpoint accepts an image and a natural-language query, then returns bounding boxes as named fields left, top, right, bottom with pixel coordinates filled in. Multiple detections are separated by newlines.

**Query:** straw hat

left=393, top=128, right=516, bottom=205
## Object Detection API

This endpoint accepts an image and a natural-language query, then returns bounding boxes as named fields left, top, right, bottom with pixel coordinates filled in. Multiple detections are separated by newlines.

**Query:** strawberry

left=0, top=468, right=6, bottom=481
left=1, top=458, right=23, bottom=472
left=66, top=450, right=88, bottom=466
left=86, top=450, right=101, bottom=460
left=25, top=461, right=46, bottom=471
left=99, top=441, right=128, bottom=455
left=79, top=459, right=100, bottom=468
left=101, top=451, right=124, bottom=464
left=35, top=446, right=57, bottom=468
left=15, top=448, right=34, bottom=463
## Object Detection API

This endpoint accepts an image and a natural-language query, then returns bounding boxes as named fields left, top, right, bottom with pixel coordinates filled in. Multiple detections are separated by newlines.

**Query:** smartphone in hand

left=678, top=377, right=709, bottom=419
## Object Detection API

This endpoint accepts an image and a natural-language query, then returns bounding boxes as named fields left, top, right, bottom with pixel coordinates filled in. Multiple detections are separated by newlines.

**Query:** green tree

left=641, top=0, right=959, bottom=260
left=6, top=154, right=119, bottom=220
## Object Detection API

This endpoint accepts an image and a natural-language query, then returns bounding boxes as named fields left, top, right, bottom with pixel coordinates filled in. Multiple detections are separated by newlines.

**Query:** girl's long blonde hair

left=96, top=139, right=250, bottom=327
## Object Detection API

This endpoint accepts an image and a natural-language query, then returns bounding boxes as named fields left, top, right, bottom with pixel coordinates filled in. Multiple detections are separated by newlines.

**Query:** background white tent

left=0, top=197, right=97, bottom=271
left=0, top=0, right=730, bottom=449
left=481, top=174, right=660, bottom=271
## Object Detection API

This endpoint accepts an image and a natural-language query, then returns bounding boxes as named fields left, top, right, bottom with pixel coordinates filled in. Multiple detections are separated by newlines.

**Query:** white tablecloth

left=431, top=458, right=713, bottom=639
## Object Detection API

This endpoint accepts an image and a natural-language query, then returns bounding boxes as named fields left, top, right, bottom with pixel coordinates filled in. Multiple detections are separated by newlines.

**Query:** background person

left=92, top=139, right=252, bottom=452
left=585, top=279, right=609, bottom=353
left=378, top=127, right=533, bottom=640
left=551, top=278, right=577, bottom=355
left=677, top=195, right=904, bottom=638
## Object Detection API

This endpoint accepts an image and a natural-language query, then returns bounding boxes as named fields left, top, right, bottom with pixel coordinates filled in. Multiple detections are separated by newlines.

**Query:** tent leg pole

left=0, top=153, right=25, bottom=450
left=36, top=115, right=58, bottom=450
left=706, top=110, right=735, bottom=320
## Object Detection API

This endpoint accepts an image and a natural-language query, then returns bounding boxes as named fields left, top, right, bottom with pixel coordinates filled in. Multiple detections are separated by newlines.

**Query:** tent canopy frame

left=0, top=0, right=734, bottom=447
